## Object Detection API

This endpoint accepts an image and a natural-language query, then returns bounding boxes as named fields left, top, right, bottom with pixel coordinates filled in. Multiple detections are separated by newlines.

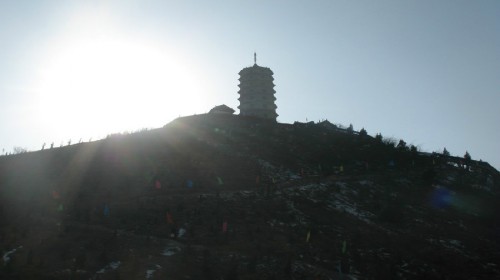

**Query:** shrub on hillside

left=359, top=128, right=367, bottom=138
left=13, top=147, right=27, bottom=154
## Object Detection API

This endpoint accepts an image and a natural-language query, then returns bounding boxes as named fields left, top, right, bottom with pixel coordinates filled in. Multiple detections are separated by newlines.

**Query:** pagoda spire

left=237, top=57, right=278, bottom=121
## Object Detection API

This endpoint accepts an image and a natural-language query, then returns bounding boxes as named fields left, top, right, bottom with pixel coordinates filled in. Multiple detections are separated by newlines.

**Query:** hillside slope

left=1, top=114, right=499, bottom=279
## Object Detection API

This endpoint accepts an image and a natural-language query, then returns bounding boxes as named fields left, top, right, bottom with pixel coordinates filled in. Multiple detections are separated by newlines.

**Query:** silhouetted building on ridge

left=209, top=104, right=235, bottom=114
left=238, top=53, right=278, bottom=121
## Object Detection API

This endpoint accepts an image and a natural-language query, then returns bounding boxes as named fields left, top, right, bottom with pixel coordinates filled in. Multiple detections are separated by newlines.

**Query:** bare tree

left=383, top=137, right=397, bottom=148
left=347, top=124, right=354, bottom=134
left=410, top=145, right=418, bottom=153
left=464, top=151, right=471, bottom=161
left=13, top=147, right=27, bottom=154
left=397, top=139, right=407, bottom=151
left=464, top=151, right=472, bottom=170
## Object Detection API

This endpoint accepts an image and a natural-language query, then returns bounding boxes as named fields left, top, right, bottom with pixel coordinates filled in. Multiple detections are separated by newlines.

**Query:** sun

left=34, top=36, right=205, bottom=142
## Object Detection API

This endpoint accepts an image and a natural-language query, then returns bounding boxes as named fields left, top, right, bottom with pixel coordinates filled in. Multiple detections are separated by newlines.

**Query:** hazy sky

left=1, top=0, right=499, bottom=169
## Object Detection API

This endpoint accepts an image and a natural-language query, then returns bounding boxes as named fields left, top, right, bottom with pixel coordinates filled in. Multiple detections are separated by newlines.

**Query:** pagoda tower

left=237, top=53, right=278, bottom=121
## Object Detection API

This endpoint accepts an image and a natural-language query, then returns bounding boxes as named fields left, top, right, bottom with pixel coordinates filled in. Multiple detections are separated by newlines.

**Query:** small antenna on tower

left=254, top=52, right=257, bottom=65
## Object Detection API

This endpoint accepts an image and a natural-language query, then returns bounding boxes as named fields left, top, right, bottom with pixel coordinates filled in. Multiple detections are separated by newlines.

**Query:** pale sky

left=1, top=0, right=499, bottom=169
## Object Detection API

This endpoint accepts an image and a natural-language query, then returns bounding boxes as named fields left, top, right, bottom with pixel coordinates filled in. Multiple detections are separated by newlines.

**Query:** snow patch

left=336, top=182, right=348, bottom=188
left=3, top=246, right=22, bottom=264
left=258, top=159, right=275, bottom=170
left=146, top=269, right=155, bottom=279
left=178, top=228, right=186, bottom=238
left=146, top=265, right=161, bottom=279
left=358, top=180, right=373, bottom=186
left=329, top=194, right=374, bottom=223
left=428, top=238, right=466, bottom=254
left=162, top=246, right=181, bottom=256
left=96, top=261, right=121, bottom=274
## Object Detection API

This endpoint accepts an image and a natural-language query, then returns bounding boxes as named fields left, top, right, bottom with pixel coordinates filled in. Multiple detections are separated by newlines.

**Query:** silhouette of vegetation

left=410, top=145, right=418, bottom=153
left=443, top=147, right=450, bottom=156
left=464, top=151, right=471, bottom=161
left=383, top=137, right=397, bottom=148
left=396, top=139, right=407, bottom=151
left=12, top=146, right=27, bottom=154
left=464, top=151, right=472, bottom=171
left=347, top=123, right=354, bottom=134
left=359, top=127, right=367, bottom=137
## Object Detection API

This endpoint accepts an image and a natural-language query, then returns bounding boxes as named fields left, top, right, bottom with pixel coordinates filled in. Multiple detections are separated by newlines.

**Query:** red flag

left=222, top=221, right=228, bottom=233
left=52, top=191, right=60, bottom=200
left=166, top=212, right=174, bottom=224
